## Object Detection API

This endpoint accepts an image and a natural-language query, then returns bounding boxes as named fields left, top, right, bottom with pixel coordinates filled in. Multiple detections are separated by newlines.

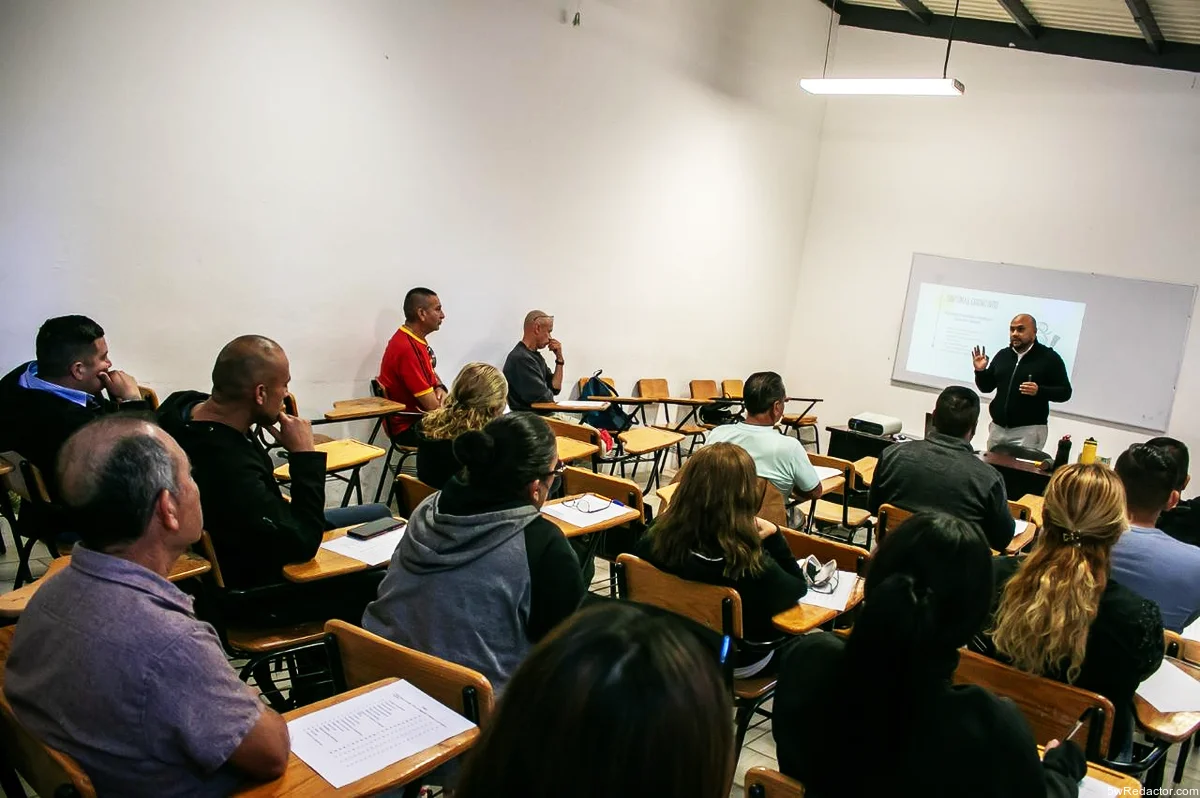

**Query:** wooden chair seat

left=800, top=500, right=871, bottom=527
left=226, top=622, right=327, bottom=654
left=781, top=414, right=818, bottom=427
left=273, top=439, right=387, bottom=480
left=734, top=676, right=776, bottom=700
left=654, top=423, right=707, bottom=436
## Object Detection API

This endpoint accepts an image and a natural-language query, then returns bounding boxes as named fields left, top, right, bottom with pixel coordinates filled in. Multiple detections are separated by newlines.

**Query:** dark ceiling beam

left=995, top=0, right=1040, bottom=39
left=823, top=4, right=1200, bottom=74
left=895, top=0, right=933, bottom=25
left=1123, top=0, right=1165, bottom=54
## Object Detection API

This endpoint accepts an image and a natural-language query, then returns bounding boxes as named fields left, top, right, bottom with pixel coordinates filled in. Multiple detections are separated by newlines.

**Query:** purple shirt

left=4, top=547, right=264, bottom=797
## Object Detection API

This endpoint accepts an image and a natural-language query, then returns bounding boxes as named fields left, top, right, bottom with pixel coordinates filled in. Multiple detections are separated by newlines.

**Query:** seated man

left=503, top=310, right=564, bottom=413
left=0, top=315, right=146, bottom=495
left=378, top=287, right=447, bottom=446
left=1111, top=443, right=1200, bottom=633
left=1146, top=436, right=1200, bottom=548
left=704, top=372, right=823, bottom=503
left=869, top=386, right=1015, bottom=551
left=158, top=335, right=390, bottom=624
left=4, top=416, right=289, bottom=795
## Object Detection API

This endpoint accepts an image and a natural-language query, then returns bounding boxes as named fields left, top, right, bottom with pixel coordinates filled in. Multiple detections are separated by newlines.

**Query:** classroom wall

left=0, top=0, right=831, bottom=429
left=784, top=27, right=1200, bottom=480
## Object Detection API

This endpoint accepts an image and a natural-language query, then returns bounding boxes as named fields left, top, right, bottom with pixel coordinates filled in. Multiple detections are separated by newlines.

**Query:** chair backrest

left=283, top=392, right=299, bottom=416
left=0, top=451, right=52, bottom=504
left=1165, top=630, right=1200, bottom=666
left=1008, top=501, right=1032, bottom=522
left=562, top=467, right=645, bottom=518
left=197, top=530, right=227, bottom=589
left=722, top=379, right=744, bottom=400
left=807, top=454, right=857, bottom=491
left=756, top=479, right=788, bottom=528
left=876, top=503, right=914, bottom=545
left=576, top=376, right=615, bottom=396
left=394, top=474, right=436, bottom=516
left=137, top=385, right=160, bottom=410
left=953, top=648, right=1113, bottom=758
left=689, top=380, right=719, bottom=401
left=780, top=527, right=868, bottom=575
left=370, top=378, right=386, bottom=399
left=0, top=628, right=96, bottom=798
left=746, top=767, right=805, bottom=798
left=635, top=378, right=670, bottom=400
left=324, top=620, right=495, bottom=724
left=544, top=417, right=602, bottom=447
left=615, top=554, right=742, bottom=638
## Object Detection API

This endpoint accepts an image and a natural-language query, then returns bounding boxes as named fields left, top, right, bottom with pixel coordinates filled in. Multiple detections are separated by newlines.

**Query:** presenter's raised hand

left=971, top=346, right=989, bottom=371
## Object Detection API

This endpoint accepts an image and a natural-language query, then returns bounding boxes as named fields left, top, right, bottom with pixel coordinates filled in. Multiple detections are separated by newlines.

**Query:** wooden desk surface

left=0, top=553, right=211, bottom=618
left=1005, top=522, right=1039, bottom=555
left=322, top=397, right=406, bottom=421
left=980, top=451, right=1050, bottom=477
left=556, top=437, right=599, bottom=464
left=541, top=494, right=640, bottom=539
left=232, top=678, right=479, bottom=797
left=1135, top=658, right=1200, bottom=743
left=655, top=482, right=677, bottom=508
left=584, top=395, right=660, bottom=405
left=660, top=397, right=718, bottom=407
left=1019, top=494, right=1045, bottom=528
left=282, top=519, right=404, bottom=583
left=530, top=401, right=611, bottom=413
left=0, top=461, right=11, bottom=477
left=772, top=577, right=864, bottom=635
left=1032, top=747, right=1141, bottom=791
left=618, top=427, right=684, bottom=455
left=852, top=456, right=877, bottom=487
left=274, top=439, right=387, bottom=480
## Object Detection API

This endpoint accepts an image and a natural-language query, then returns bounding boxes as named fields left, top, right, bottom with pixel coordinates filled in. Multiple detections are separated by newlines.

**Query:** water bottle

left=1078, top=437, right=1098, bottom=465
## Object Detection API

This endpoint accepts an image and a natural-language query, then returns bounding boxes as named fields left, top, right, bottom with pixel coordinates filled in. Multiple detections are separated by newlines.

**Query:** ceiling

left=822, top=0, right=1200, bottom=72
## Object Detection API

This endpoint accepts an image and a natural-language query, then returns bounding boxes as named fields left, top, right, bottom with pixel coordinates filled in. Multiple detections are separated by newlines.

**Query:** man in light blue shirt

left=705, top=372, right=824, bottom=502
left=1111, top=443, right=1200, bottom=633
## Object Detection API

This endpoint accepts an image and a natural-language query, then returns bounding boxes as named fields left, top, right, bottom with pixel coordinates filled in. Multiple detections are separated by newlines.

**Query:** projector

left=848, top=412, right=903, bottom=437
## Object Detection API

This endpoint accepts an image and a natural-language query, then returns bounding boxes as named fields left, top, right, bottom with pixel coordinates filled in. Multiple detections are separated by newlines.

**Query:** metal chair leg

left=373, top=445, right=397, bottom=503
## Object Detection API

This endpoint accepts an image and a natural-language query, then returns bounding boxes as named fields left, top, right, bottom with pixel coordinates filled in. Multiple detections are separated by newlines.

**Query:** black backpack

left=579, top=371, right=634, bottom=433
left=699, top=400, right=744, bottom=427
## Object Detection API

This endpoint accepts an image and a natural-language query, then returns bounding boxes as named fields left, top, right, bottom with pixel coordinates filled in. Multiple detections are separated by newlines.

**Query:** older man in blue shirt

left=1111, top=443, right=1200, bottom=633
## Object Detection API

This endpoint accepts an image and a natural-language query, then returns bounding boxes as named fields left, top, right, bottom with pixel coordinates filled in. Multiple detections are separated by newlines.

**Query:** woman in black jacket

left=774, top=512, right=1086, bottom=798
left=634, top=442, right=804, bottom=677
left=414, top=362, right=507, bottom=489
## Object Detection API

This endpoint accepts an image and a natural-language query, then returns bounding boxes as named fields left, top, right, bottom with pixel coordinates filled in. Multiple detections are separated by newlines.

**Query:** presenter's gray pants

left=987, top=422, right=1049, bottom=453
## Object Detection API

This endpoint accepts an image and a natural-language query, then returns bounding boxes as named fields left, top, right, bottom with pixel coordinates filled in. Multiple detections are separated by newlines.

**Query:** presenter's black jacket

left=974, top=342, right=1071, bottom=428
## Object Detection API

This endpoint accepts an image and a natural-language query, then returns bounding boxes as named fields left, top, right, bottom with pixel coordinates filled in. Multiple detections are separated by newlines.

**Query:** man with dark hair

left=972, top=313, right=1072, bottom=452
left=704, top=372, right=823, bottom=501
left=4, top=416, right=289, bottom=794
left=158, top=335, right=390, bottom=624
left=1111, top=443, right=1200, bottom=632
left=869, top=386, right=1015, bottom=551
left=503, top=310, right=565, bottom=414
left=1144, top=437, right=1200, bottom=547
left=0, top=314, right=147, bottom=494
left=378, top=287, right=447, bottom=444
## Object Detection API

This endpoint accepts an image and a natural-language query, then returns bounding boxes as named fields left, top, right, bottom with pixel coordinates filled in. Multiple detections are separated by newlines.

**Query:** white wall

left=785, top=27, right=1200, bottom=479
left=0, top=0, right=831, bottom=431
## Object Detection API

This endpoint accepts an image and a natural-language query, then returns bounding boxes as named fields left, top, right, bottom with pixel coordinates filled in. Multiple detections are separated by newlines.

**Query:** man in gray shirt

left=869, top=386, right=1015, bottom=551
left=503, top=310, right=565, bottom=413
left=4, top=416, right=290, bottom=796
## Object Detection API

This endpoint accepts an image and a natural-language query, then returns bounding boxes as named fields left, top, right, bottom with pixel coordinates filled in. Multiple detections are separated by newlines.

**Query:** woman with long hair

left=634, top=442, right=805, bottom=677
left=973, top=463, right=1164, bottom=758
left=455, top=602, right=734, bottom=798
left=774, top=512, right=1087, bottom=797
left=415, top=362, right=508, bottom=488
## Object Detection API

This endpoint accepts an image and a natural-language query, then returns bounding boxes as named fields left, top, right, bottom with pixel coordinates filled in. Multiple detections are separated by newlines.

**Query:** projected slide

left=905, top=284, right=1086, bottom=384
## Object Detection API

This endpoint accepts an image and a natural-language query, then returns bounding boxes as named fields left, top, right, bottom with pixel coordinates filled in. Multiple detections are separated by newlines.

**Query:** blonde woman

left=415, top=362, right=508, bottom=489
left=971, top=463, right=1164, bottom=758
left=634, top=442, right=806, bottom=678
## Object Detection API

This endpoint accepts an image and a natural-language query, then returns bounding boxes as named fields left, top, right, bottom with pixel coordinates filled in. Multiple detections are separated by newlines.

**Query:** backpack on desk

left=579, top=371, right=633, bottom=433
left=699, top=400, right=744, bottom=427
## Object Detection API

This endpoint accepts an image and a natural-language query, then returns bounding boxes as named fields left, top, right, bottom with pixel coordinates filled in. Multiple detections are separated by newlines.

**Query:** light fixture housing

left=799, top=77, right=965, bottom=96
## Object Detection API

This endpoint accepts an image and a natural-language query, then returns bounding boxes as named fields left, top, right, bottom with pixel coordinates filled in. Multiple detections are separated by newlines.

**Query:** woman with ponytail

left=363, top=412, right=586, bottom=692
left=973, top=463, right=1164, bottom=758
left=415, top=362, right=508, bottom=489
left=774, top=512, right=1087, bottom=797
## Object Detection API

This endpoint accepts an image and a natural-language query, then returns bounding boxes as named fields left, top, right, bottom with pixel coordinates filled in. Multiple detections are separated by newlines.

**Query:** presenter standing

left=971, top=314, right=1072, bottom=452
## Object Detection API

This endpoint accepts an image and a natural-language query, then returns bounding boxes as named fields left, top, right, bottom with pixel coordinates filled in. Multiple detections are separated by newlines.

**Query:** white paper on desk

left=288, top=680, right=475, bottom=789
left=320, top=527, right=406, bottom=566
left=1183, top=617, right=1200, bottom=643
left=541, top=500, right=630, bottom=528
left=1012, top=519, right=1032, bottom=537
left=798, top=572, right=860, bottom=612
left=1135, top=660, right=1200, bottom=714
left=554, top=400, right=608, bottom=410
left=813, top=466, right=843, bottom=482
left=1078, top=776, right=1120, bottom=798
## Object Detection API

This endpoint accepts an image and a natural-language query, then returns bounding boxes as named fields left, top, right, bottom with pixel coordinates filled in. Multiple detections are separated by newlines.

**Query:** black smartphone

left=347, top=517, right=404, bottom=540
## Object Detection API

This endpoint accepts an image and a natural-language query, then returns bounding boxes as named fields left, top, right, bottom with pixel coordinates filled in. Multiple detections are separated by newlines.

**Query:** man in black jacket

left=0, top=315, right=147, bottom=539
left=157, top=335, right=390, bottom=625
left=972, top=313, right=1072, bottom=452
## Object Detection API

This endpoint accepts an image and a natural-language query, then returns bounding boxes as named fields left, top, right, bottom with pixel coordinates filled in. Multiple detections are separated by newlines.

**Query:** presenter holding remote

left=972, top=314, right=1072, bottom=452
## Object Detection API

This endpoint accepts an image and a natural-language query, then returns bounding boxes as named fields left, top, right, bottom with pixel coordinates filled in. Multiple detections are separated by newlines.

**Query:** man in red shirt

left=378, top=288, right=447, bottom=444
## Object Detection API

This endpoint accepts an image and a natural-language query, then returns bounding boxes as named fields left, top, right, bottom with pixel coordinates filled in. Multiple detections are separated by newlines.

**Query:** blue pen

left=719, top=635, right=732, bottom=665
left=611, top=500, right=624, bottom=507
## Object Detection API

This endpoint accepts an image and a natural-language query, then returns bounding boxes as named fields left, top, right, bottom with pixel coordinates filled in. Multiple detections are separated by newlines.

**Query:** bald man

left=157, top=335, right=390, bottom=624
left=503, top=310, right=564, bottom=413
left=972, top=313, right=1072, bottom=452
left=5, top=416, right=288, bottom=795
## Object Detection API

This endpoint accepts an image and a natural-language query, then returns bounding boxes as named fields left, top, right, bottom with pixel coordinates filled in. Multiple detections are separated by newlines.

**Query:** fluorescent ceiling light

left=799, top=78, right=964, bottom=96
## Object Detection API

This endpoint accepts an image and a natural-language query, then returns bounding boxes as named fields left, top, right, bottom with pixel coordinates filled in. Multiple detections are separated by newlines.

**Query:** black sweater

left=633, top=528, right=805, bottom=661
left=972, top=557, right=1164, bottom=757
left=414, top=423, right=461, bottom=490
left=774, top=632, right=1085, bottom=798
left=157, top=390, right=330, bottom=589
left=974, top=341, right=1071, bottom=429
